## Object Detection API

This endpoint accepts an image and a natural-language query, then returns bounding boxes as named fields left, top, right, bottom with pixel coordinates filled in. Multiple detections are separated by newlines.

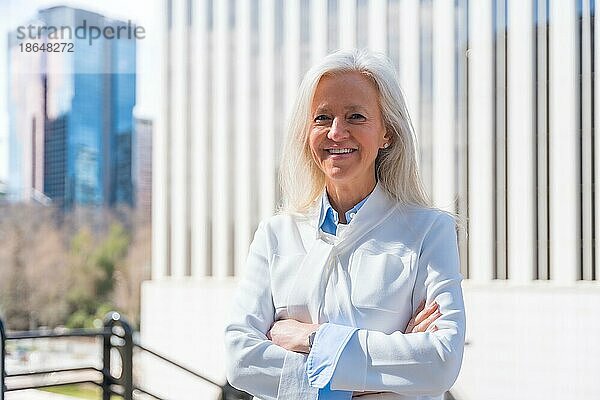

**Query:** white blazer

left=224, top=184, right=466, bottom=400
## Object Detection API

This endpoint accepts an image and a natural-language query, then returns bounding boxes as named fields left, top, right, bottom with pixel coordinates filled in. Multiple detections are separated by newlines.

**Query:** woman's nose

left=327, top=118, right=349, bottom=141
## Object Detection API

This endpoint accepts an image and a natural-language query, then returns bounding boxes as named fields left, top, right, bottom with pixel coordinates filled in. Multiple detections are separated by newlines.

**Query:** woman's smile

left=323, top=147, right=358, bottom=159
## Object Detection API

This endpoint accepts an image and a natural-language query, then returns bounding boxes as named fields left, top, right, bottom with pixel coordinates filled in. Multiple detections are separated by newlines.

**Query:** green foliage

left=65, top=302, right=114, bottom=329
left=0, top=204, right=150, bottom=330
left=65, top=222, right=131, bottom=329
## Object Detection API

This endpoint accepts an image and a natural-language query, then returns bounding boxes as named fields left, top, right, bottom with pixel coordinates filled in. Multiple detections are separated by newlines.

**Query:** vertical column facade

left=152, top=0, right=170, bottom=280
left=211, top=0, right=232, bottom=278
left=399, top=0, right=420, bottom=149
left=431, top=0, right=456, bottom=212
left=234, top=0, right=253, bottom=276
left=338, top=0, right=357, bottom=50
left=311, top=0, right=328, bottom=64
left=535, top=0, right=550, bottom=280
left=153, top=1, right=598, bottom=285
left=581, top=0, right=594, bottom=281
left=190, top=0, right=209, bottom=278
left=259, top=0, right=277, bottom=221
left=549, top=0, right=579, bottom=283
left=507, top=0, right=535, bottom=282
left=284, top=0, right=302, bottom=119
left=467, top=0, right=495, bottom=281
left=170, top=0, right=189, bottom=278
left=368, top=0, right=387, bottom=53
left=595, top=0, right=600, bottom=280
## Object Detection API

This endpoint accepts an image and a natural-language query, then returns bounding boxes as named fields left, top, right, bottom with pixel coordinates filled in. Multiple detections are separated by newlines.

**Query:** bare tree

left=115, top=208, right=151, bottom=328
left=0, top=203, right=68, bottom=329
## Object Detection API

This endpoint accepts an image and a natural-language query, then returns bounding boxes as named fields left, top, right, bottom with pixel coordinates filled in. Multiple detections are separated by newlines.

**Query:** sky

left=0, top=0, right=162, bottom=182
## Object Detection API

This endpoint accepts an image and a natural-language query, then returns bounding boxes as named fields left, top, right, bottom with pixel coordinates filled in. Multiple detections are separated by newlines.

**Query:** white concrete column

left=368, top=0, right=387, bottom=53
left=212, top=0, right=232, bottom=278
left=191, top=0, right=209, bottom=278
left=494, top=0, right=507, bottom=280
left=338, top=0, right=357, bottom=50
left=311, top=0, right=328, bottom=64
left=467, top=0, right=495, bottom=281
left=536, top=0, right=549, bottom=280
left=259, top=0, right=276, bottom=221
left=431, top=0, right=456, bottom=212
left=549, top=0, right=579, bottom=283
left=581, top=0, right=593, bottom=280
left=284, top=0, right=301, bottom=119
left=234, top=0, right=253, bottom=277
left=170, top=0, right=189, bottom=278
left=399, top=0, right=420, bottom=144
left=506, top=0, right=535, bottom=282
left=152, top=0, right=169, bottom=280
left=456, top=0, right=469, bottom=279
left=595, top=0, right=600, bottom=280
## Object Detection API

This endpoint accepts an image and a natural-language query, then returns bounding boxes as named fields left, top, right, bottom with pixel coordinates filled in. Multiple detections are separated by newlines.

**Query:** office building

left=7, top=6, right=136, bottom=209
left=141, top=1, right=598, bottom=399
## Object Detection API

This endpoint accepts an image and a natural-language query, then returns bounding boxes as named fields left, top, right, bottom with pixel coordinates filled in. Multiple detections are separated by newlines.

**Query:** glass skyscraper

left=7, top=6, right=136, bottom=209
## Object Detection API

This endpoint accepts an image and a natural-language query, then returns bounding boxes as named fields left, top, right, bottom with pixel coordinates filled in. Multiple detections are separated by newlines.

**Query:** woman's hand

left=404, top=300, right=441, bottom=333
left=267, top=319, right=319, bottom=354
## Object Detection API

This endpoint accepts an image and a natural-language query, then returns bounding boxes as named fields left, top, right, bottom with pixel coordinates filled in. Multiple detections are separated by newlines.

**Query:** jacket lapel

left=284, top=183, right=397, bottom=324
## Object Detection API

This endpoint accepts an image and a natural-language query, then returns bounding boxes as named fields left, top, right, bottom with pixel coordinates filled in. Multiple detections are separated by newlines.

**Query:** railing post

left=102, top=315, right=112, bottom=400
left=104, top=312, right=133, bottom=400
left=220, top=381, right=253, bottom=400
left=120, top=316, right=133, bottom=400
left=1, top=318, right=6, bottom=400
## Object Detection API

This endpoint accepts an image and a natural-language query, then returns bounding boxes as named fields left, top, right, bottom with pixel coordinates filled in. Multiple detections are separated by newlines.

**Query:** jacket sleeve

left=306, top=212, right=466, bottom=396
left=224, top=221, right=314, bottom=400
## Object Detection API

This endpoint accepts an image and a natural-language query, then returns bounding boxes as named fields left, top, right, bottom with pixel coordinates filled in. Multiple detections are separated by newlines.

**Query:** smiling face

left=309, top=72, right=389, bottom=195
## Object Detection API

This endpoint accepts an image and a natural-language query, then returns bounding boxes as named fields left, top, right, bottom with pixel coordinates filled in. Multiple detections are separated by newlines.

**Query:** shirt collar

left=318, top=187, right=371, bottom=235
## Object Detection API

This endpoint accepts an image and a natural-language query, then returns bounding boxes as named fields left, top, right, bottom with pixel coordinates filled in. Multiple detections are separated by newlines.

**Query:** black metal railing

left=0, top=311, right=251, bottom=400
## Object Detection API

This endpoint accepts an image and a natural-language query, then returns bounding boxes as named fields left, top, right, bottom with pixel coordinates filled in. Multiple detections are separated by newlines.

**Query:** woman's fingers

left=406, top=301, right=441, bottom=333
left=404, top=300, right=424, bottom=332
left=413, top=305, right=442, bottom=332
left=414, top=299, right=426, bottom=314
left=406, top=300, right=429, bottom=333
left=414, top=301, right=438, bottom=325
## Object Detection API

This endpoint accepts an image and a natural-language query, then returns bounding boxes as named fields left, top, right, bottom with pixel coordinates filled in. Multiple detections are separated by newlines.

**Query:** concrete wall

left=454, top=282, right=600, bottom=400
left=140, top=279, right=600, bottom=400
left=139, top=279, right=237, bottom=399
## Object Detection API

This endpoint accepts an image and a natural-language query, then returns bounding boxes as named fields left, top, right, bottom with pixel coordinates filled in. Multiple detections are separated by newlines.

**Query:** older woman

left=224, top=50, right=465, bottom=400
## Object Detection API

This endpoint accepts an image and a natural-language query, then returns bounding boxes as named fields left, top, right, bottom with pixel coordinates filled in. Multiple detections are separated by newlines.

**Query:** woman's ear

left=381, top=131, right=391, bottom=148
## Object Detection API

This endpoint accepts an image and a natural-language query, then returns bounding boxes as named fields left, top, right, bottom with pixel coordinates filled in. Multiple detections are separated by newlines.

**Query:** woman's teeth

left=327, top=149, right=356, bottom=154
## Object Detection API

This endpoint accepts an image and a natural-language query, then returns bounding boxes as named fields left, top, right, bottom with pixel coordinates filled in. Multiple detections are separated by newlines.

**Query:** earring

left=382, top=142, right=390, bottom=149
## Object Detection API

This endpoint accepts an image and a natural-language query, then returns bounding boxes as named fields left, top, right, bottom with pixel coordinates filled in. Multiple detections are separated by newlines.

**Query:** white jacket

left=224, top=184, right=466, bottom=400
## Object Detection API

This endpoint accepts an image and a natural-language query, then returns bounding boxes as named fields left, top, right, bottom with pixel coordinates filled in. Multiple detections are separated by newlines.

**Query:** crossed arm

left=267, top=300, right=442, bottom=354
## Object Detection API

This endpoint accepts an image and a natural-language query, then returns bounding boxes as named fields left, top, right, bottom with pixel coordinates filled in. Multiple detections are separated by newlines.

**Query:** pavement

left=5, top=389, right=79, bottom=399
left=4, top=338, right=101, bottom=400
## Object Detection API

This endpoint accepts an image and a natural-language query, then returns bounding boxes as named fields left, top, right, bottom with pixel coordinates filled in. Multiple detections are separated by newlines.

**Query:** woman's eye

left=314, top=115, right=330, bottom=122
left=349, top=113, right=366, bottom=120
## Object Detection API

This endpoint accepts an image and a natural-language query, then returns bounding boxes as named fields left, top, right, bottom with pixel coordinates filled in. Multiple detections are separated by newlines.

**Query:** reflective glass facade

left=7, top=6, right=136, bottom=209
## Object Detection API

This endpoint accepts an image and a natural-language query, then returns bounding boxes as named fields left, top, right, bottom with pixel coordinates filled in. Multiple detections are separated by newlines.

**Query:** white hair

left=278, top=49, right=431, bottom=213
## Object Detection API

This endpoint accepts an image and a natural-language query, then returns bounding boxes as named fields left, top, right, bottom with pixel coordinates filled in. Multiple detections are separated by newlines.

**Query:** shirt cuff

left=317, top=382, right=354, bottom=400
left=306, top=323, right=359, bottom=388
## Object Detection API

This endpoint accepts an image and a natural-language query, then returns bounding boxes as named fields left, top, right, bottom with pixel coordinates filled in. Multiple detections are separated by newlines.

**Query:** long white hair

left=279, top=49, right=431, bottom=213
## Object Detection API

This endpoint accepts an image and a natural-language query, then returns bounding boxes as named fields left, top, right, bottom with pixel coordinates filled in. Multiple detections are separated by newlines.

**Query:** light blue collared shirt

left=318, top=191, right=369, bottom=236
left=309, top=190, right=371, bottom=399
